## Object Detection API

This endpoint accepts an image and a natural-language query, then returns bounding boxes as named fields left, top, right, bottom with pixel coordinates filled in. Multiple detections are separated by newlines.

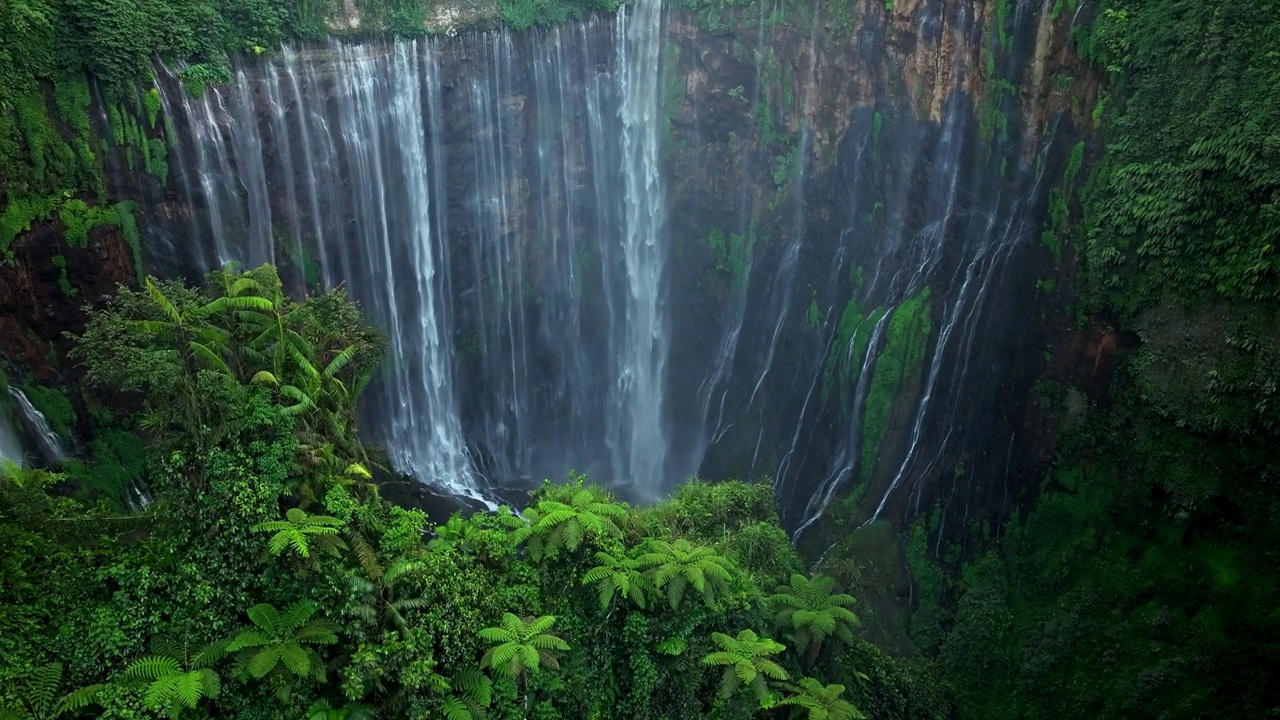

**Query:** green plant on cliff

left=1078, top=0, right=1280, bottom=311
left=857, top=287, right=932, bottom=482
left=497, top=0, right=620, bottom=32
left=51, top=255, right=77, bottom=298
left=706, top=226, right=757, bottom=289
left=1, top=196, right=59, bottom=262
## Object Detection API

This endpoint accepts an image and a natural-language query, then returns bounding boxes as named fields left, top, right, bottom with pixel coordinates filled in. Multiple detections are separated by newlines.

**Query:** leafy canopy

left=478, top=613, right=570, bottom=680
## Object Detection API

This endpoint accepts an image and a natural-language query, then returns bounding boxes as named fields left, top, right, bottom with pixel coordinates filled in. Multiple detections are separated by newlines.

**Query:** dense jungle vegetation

left=0, top=265, right=946, bottom=720
left=912, top=1, right=1280, bottom=718
left=2, top=0, right=1279, bottom=718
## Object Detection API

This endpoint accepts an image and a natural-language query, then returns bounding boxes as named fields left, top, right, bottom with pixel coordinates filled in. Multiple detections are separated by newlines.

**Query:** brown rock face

left=0, top=223, right=134, bottom=381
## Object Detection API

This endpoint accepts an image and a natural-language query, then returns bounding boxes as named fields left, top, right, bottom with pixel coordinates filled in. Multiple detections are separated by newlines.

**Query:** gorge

left=2, top=0, right=1278, bottom=717
left=120, top=0, right=1083, bottom=537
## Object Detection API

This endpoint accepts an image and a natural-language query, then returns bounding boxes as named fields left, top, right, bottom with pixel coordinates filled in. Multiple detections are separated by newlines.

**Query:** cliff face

left=657, top=0, right=1093, bottom=538
left=1, top=0, right=1095, bottom=537
left=0, top=223, right=134, bottom=382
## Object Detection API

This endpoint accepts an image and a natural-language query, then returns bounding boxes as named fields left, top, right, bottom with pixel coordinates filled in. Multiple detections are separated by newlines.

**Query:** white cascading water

left=8, top=388, right=68, bottom=464
left=148, top=0, right=1068, bottom=528
left=615, top=0, right=670, bottom=499
left=158, top=6, right=674, bottom=500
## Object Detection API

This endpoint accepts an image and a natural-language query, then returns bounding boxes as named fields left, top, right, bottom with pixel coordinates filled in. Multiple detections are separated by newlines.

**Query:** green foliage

left=511, top=482, right=626, bottom=562
left=120, top=637, right=226, bottom=719
left=57, top=197, right=119, bottom=248
left=0, top=662, right=103, bottom=719
left=478, top=613, right=570, bottom=679
left=806, top=298, right=822, bottom=331
left=253, top=507, right=346, bottom=559
left=71, top=264, right=386, bottom=459
left=114, top=199, right=144, bottom=285
left=706, top=226, right=757, bottom=289
left=1080, top=0, right=1280, bottom=310
left=227, top=600, right=338, bottom=682
left=51, top=255, right=76, bottom=297
left=701, top=629, right=788, bottom=703
left=776, top=678, right=863, bottom=720
left=349, top=554, right=431, bottom=637
left=142, top=87, right=162, bottom=129
left=820, top=296, right=883, bottom=406
left=858, top=287, right=932, bottom=481
left=0, top=196, right=58, bottom=262
left=635, top=538, right=737, bottom=610
left=497, top=0, right=619, bottom=32
left=583, top=549, right=655, bottom=610
left=767, top=574, right=859, bottom=661
left=2, top=269, right=950, bottom=720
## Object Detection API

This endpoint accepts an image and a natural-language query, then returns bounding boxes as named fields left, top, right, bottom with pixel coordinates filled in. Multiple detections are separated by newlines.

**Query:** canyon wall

left=1, top=0, right=1093, bottom=538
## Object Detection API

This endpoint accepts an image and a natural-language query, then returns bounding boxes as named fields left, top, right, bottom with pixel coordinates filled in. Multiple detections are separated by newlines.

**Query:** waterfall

left=148, top=0, right=1070, bottom=524
left=0, top=408, right=23, bottom=467
left=159, top=11, right=678, bottom=499
left=8, top=389, right=68, bottom=464
left=615, top=0, right=670, bottom=499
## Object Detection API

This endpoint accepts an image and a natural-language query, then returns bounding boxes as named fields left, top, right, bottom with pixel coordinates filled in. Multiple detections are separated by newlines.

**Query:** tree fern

left=511, top=489, right=625, bottom=562
left=120, top=637, right=226, bottom=719
left=767, top=574, right=859, bottom=660
left=227, top=600, right=338, bottom=685
left=0, top=662, right=104, bottom=720
left=776, top=678, right=863, bottom=720
left=582, top=549, right=653, bottom=609
left=350, top=555, right=429, bottom=637
left=438, top=667, right=493, bottom=720
left=251, top=507, right=345, bottom=560
left=635, top=538, right=737, bottom=609
left=701, top=629, right=789, bottom=704
left=478, top=613, right=569, bottom=680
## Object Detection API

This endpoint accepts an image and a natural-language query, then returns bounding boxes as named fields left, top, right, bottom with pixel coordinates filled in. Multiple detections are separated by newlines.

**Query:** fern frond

left=530, top=635, right=569, bottom=651
left=656, top=638, right=687, bottom=656
left=349, top=530, right=383, bottom=581
left=324, top=345, right=359, bottom=379
left=294, top=623, right=339, bottom=645
left=477, top=627, right=514, bottom=643
left=278, top=644, right=312, bottom=677
left=226, top=629, right=269, bottom=652
left=500, top=613, right=524, bottom=637
left=278, top=600, right=319, bottom=631
left=191, top=640, right=228, bottom=669
left=442, top=697, right=476, bottom=720
left=169, top=672, right=202, bottom=709
left=247, top=647, right=281, bottom=678
left=53, top=683, right=105, bottom=716
left=123, top=656, right=182, bottom=682
left=345, top=462, right=372, bottom=480
left=246, top=603, right=283, bottom=635
left=29, top=662, right=62, bottom=709
left=526, top=615, right=556, bottom=635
